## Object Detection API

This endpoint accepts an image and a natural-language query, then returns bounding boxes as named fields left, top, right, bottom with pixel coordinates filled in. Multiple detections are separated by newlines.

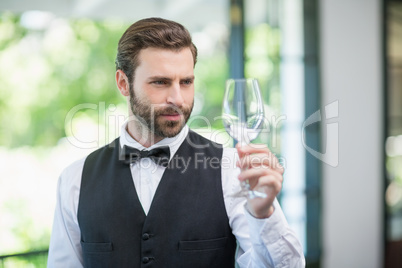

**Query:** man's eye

left=153, top=81, right=165, bottom=85
left=182, top=80, right=192, bottom=85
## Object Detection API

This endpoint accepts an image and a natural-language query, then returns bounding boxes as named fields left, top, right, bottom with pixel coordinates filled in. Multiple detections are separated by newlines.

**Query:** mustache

left=154, top=105, right=191, bottom=116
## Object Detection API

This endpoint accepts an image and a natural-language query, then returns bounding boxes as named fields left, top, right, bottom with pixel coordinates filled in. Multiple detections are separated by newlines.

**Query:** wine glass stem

left=238, top=141, right=267, bottom=199
left=242, top=180, right=251, bottom=190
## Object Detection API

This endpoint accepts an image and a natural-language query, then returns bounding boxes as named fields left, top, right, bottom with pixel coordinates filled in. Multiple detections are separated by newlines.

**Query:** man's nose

left=166, top=83, right=184, bottom=107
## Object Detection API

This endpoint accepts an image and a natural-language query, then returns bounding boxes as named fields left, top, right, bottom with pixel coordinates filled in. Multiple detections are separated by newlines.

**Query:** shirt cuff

left=244, top=199, right=287, bottom=245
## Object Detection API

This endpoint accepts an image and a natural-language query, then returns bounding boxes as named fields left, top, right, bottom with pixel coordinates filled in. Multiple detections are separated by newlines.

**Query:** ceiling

left=0, top=0, right=228, bottom=32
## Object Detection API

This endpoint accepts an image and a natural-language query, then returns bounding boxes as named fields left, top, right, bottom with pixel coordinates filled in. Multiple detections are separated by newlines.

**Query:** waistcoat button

left=142, top=257, right=150, bottom=263
left=142, top=233, right=150, bottom=240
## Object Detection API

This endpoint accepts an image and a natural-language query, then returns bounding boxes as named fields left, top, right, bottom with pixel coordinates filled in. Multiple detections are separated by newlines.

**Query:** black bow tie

left=120, top=145, right=170, bottom=167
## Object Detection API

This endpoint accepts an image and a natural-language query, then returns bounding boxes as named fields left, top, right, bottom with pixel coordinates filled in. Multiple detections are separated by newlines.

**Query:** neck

left=126, top=118, right=164, bottom=148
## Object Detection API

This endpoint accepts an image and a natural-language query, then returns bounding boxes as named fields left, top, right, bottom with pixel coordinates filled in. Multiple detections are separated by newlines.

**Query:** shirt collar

left=119, top=120, right=189, bottom=160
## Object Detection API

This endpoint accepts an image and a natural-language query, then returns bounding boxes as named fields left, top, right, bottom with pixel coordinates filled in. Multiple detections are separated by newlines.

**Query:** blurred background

left=0, top=0, right=400, bottom=267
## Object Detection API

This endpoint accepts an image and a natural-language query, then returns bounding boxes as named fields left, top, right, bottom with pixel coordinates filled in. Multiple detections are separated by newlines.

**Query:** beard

left=129, top=85, right=193, bottom=139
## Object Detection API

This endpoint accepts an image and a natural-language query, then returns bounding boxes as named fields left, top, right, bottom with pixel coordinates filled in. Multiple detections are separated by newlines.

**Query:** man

left=48, top=17, right=305, bottom=267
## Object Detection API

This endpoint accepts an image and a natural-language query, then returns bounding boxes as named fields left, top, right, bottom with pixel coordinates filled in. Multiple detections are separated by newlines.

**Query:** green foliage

left=0, top=12, right=232, bottom=148
left=244, top=23, right=282, bottom=152
left=0, top=13, right=128, bottom=147
left=2, top=198, right=50, bottom=252
left=245, top=23, right=281, bottom=111
left=1, top=251, right=48, bottom=268
left=191, top=54, right=228, bottom=130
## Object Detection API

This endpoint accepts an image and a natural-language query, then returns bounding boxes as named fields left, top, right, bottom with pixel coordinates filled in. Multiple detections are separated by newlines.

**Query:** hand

left=236, top=143, right=284, bottom=218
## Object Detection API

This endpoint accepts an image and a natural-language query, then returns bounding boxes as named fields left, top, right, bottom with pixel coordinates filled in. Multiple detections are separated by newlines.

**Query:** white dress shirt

left=48, top=122, right=305, bottom=268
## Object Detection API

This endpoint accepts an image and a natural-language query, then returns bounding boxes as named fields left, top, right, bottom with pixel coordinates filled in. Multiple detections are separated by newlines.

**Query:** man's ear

left=116, top=69, right=130, bottom=96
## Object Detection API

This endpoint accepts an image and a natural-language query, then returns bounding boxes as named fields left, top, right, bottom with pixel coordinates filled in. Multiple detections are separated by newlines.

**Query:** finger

left=238, top=167, right=268, bottom=183
left=236, top=143, right=269, bottom=160
left=237, top=153, right=284, bottom=174
left=238, top=167, right=283, bottom=188
left=256, top=174, right=283, bottom=193
left=235, top=143, right=248, bottom=159
left=243, top=173, right=283, bottom=198
left=237, top=143, right=271, bottom=155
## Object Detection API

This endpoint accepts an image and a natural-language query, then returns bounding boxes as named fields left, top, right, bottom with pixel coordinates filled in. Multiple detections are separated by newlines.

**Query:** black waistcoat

left=77, top=131, right=237, bottom=268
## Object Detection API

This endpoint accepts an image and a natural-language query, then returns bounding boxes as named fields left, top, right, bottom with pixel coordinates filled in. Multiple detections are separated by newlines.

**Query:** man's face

left=129, top=47, right=195, bottom=138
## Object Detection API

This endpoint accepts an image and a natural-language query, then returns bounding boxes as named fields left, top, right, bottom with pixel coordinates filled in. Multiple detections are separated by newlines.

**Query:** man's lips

left=160, top=113, right=182, bottom=120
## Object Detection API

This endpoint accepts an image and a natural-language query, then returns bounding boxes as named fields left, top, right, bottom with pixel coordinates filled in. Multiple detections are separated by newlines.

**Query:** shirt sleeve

left=221, top=148, right=305, bottom=268
left=47, top=159, right=85, bottom=268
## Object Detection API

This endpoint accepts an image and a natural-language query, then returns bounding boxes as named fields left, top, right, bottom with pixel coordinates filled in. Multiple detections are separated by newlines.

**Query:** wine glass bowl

left=222, top=78, right=267, bottom=199
left=223, top=79, right=265, bottom=145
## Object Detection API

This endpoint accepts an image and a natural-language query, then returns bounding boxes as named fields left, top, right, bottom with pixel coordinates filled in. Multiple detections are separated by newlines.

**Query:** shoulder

left=83, top=138, right=119, bottom=171
left=60, top=138, right=117, bottom=181
left=59, top=156, right=86, bottom=190
left=186, top=130, right=223, bottom=151
left=58, top=138, right=117, bottom=191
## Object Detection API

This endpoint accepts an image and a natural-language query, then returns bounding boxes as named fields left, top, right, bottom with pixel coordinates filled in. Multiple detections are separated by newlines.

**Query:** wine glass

left=222, top=78, right=267, bottom=199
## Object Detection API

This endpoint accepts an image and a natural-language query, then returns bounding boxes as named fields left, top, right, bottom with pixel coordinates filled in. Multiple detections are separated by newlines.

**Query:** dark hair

left=115, top=17, right=198, bottom=84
